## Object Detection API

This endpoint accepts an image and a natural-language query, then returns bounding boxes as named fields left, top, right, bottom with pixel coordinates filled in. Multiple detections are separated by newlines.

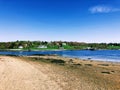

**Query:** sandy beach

left=0, top=55, right=120, bottom=90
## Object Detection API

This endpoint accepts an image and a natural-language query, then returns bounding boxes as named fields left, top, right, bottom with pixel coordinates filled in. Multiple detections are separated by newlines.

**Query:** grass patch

left=101, top=71, right=111, bottom=74
left=51, top=59, right=65, bottom=64
left=98, top=64, right=109, bottom=66
left=73, top=63, right=82, bottom=66
left=1, top=54, right=19, bottom=57
left=27, top=57, right=65, bottom=66
left=84, top=64, right=93, bottom=66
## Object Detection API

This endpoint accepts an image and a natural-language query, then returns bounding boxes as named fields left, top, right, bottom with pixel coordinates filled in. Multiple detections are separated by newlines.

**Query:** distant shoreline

left=1, top=48, right=120, bottom=51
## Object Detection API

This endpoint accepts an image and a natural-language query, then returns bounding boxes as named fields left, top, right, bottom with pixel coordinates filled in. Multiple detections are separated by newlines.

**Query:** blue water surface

left=0, top=50, right=120, bottom=62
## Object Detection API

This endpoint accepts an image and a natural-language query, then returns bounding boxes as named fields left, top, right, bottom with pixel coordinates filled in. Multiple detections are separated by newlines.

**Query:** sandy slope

left=0, top=56, right=62, bottom=90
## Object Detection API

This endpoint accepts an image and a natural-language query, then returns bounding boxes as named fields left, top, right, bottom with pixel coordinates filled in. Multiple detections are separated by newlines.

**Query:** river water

left=0, top=50, right=120, bottom=62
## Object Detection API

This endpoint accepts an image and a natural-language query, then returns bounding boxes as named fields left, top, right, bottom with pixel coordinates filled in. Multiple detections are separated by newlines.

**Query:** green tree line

left=0, top=40, right=120, bottom=50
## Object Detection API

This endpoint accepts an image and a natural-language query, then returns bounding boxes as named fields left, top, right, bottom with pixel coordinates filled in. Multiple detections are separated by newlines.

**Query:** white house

left=62, top=43, right=67, bottom=46
left=18, top=46, right=23, bottom=49
left=38, top=45, right=47, bottom=49
left=86, top=47, right=91, bottom=50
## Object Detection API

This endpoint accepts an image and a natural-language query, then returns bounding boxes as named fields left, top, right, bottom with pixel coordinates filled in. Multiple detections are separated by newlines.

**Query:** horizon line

left=0, top=40, right=120, bottom=44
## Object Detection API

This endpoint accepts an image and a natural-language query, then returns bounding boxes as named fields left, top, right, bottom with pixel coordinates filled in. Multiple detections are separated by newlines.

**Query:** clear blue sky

left=0, top=0, right=120, bottom=43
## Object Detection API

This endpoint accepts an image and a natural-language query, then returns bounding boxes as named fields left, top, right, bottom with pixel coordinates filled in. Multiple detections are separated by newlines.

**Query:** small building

left=86, top=47, right=91, bottom=50
left=38, top=45, right=47, bottom=49
left=85, top=47, right=96, bottom=51
left=18, top=46, right=23, bottom=49
left=62, top=43, right=67, bottom=46
left=56, top=43, right=60, bottom=46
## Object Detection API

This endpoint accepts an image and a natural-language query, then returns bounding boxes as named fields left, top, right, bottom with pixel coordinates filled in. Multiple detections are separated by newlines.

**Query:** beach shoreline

left=0, top=55, right=120, bottom=90
left=21, top=55, right=120, bottom=90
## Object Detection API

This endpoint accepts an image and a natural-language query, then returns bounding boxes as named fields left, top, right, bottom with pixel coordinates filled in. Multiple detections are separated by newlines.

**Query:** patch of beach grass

left=98, top=64, right=109, bottom=66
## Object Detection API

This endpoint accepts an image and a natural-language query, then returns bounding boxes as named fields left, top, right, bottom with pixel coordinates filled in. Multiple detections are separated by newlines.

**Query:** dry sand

left=0, top=56, right=61, bottom=90
left=0, top=56, right=120, bottom=90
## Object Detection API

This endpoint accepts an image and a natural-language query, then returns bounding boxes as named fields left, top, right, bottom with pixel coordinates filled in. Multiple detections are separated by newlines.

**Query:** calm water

left=0, top=50, right=120, bottom=62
